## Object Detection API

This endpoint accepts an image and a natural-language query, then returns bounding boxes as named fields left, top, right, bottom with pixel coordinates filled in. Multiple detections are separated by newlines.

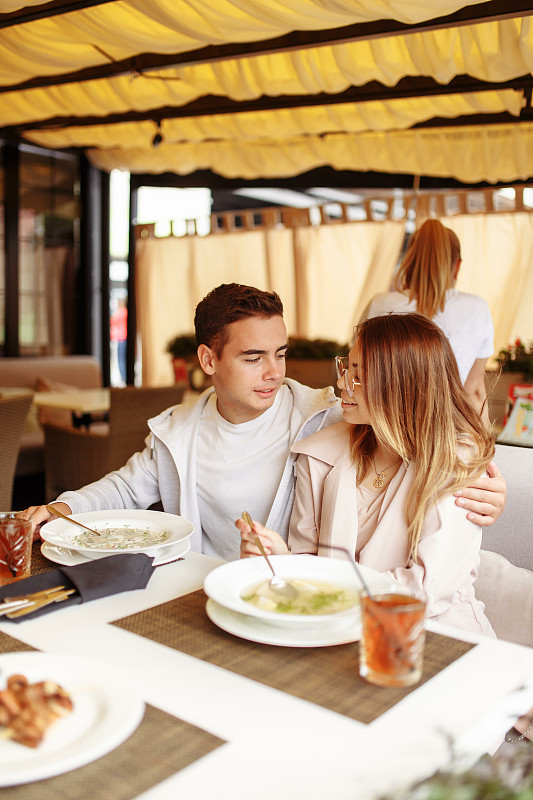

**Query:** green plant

left=287, top=337, right=349, bottom=360
left=497, top=339, right=533, bottom=379
left=383, top=741, right=533, bottom=800
left=166, top=334, right=198, bottom=359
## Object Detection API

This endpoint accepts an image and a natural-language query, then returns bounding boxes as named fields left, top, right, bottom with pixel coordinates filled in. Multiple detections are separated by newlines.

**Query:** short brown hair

left=194, top=283, right=284, bottom=356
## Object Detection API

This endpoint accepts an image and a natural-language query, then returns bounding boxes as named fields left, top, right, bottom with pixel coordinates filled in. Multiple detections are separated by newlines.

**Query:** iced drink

left=0, top=513, right=32, bottom=585
left=360, top=592, right=426, bottom=687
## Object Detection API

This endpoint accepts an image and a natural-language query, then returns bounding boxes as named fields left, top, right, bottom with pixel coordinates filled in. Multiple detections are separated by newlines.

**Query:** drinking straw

left=311, top=543, right=374, bottom=598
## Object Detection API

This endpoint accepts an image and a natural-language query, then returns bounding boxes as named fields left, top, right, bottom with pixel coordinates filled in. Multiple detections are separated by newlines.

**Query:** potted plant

left=385, top=740, right=533, bottom=800
left=285, top=337, right=349, bottom=390
left=497, top=338, right=533, bottom=380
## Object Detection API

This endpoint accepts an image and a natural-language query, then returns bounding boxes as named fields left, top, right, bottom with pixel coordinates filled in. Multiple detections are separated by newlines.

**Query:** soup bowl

left=40, top=509, right=194, bottom=556
left=203, top=554, right=393, bottom=625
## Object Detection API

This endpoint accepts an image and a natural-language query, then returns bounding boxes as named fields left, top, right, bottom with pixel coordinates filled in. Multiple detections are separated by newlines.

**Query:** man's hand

left=18, top=503, right=73, bottom=541
left=453, top=461, right=506, bottom=527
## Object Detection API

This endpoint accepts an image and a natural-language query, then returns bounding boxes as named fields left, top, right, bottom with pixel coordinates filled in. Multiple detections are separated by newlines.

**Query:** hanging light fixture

left=152, top=120, right=163, bottom=147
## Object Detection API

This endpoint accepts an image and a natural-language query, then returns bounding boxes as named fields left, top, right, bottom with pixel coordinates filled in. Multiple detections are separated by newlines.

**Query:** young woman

left=237, top=313, right=496, bottom=635
left=364, top=219, right=493, bottom=425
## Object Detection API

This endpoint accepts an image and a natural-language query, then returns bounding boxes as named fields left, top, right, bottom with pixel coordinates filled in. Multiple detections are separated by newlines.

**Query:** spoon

left=46, top=505, right=100, bottom=537
left=241, top=512, right=298, bottom=600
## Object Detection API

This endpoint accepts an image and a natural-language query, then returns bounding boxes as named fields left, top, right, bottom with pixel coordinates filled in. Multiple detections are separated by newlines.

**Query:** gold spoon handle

left=242, top=512, right=274, bottom=574
left=46, top=505, right=100, bottom=536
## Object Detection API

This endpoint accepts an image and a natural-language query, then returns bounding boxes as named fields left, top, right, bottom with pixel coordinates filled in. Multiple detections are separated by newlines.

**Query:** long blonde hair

left=395, top=219, right=460, bottom=318
left=350, top=313, right=494, bottom=561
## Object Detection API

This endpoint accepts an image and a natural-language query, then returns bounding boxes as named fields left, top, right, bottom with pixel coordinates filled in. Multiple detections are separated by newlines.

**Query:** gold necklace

left=371, top=455, right=401, bottom=489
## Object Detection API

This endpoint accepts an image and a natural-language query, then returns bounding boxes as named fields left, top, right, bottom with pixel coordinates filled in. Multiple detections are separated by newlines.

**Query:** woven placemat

left=0, top=631, right=37, bottom=653
left=30, top=539, right=57, bottom=575
left=2, top=703, right=224, bottom=800
left=113, top=590, right=475, bottom=725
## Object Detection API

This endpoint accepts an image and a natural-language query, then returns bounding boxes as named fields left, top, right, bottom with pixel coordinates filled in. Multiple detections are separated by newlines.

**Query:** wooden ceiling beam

left=0, top=0, right=114, bottom=28
left=0, top=0, right=530, bottom=93
left=130, top=166, right=533, bottom=192
left=3, top=73, right=532, bottom=135
left=413, top=109, right=533, bottom=127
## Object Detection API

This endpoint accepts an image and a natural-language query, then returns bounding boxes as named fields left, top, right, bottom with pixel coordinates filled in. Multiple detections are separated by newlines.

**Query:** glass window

left=18, top=147, right=79, bottom=355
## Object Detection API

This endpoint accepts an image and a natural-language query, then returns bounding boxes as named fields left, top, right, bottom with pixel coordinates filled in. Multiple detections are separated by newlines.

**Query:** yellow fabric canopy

left=83, top=123, right=533, bottom=183
left=0, top=1, right=497, bottom=87
left=1, top=0, right=532, bottom=183
left=25, top=91, right=523, bottom=149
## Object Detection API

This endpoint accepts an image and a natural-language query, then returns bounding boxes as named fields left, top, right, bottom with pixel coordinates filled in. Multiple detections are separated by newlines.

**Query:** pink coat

left=290, top=422, right=494, bottom=636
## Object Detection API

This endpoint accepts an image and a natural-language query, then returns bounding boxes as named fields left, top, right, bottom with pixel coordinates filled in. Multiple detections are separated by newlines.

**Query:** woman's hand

left=18, top=503, right=73, bottom=541
left=454, top=461, right=506, bottom=526
left=235, top=517, right=289, bottom=558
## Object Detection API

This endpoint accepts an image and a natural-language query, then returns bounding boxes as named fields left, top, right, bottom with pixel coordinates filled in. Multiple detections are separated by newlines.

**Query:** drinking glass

left=359, top=591, right=426, bottom=687
left=0, top=513, right=33, bottom=586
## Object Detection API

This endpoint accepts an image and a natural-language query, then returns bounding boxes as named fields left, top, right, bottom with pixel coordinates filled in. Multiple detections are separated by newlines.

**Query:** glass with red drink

left=0, top=513, right=33, bottom=586
left=359, top=591, right=426, bottom=687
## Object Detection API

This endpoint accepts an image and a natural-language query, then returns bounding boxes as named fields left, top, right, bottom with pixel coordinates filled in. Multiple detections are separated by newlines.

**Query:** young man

left=24, top=283, right=505, bottom=560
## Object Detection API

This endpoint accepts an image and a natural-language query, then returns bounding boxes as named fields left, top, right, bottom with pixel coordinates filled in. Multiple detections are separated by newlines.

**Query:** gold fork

left=6, top=588, right=76, bottom=619
left=0, top=585, right=71, bottom=617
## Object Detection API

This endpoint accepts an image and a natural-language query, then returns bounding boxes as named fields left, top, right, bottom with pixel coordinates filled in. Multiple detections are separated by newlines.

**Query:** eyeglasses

left=335, top=356, right=361, bottom=398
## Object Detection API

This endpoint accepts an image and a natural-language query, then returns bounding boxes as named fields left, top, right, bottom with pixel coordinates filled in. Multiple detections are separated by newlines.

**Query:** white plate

left=41, top=538, right=191, bottom=567
left=0, top=652, right=144, bottom=786
left=203, top=555, right=393, bottom=625
left=206, top=598, right=360, bottom=647
left=40, top=509, right=194, bottom=555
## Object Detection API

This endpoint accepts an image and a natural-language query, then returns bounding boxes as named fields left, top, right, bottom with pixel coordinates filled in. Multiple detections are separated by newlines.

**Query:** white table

left=2, top=552, right=533, bottom=800
left=33, top=389, right=110, bottom=415
left=33, top=389, right=110, bottom=428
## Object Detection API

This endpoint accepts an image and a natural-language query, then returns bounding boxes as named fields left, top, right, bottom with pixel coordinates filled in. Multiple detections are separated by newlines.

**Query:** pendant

left=373, top=472, right=385, bottom=489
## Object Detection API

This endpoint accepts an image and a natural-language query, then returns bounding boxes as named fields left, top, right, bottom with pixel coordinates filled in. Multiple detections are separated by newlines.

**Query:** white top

left=366, top=289, right=494, bottom=384
left=197, top=386, right=293, bottom=560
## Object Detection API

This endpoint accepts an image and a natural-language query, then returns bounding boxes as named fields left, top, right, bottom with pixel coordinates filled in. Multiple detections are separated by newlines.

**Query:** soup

left=73, top=526, right=170, bottom=550
left=241, top=577, right=359, bottom=615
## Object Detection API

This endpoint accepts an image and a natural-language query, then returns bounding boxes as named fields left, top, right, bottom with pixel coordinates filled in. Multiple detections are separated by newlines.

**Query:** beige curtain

left=136, top=236, right=195, bottom=387
left=136, top=221, right=404, bottom=385
left=293, top=221, right=404, bottom=342
left=445, top=213, right=533, bottom=357
left=137, top=212, right=533, bottom=387
left=136, top=231, right=275, bottom=386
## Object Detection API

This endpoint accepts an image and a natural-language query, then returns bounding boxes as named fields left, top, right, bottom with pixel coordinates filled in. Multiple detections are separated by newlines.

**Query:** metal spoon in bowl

left=241, top=512, right=298, bottom=600
left=46, top=505, right=100, bottom=536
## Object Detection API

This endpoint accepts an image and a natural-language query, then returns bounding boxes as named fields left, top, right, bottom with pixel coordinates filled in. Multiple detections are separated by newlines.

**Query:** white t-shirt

left=366, top=289, right=494, bottom=384
left=197, top=386, right=293, bottom=561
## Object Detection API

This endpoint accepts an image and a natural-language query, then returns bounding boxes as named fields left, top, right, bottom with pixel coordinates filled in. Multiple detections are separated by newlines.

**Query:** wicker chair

left=43, top=384, right=187, bottom=501
left=0, top=393, right=33, bottom=509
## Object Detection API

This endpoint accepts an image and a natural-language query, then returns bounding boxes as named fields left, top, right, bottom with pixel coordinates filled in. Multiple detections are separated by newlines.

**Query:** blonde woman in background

left=238, top=314, right=495, bottom=635
left=364, top=219, right=493, bottom=426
